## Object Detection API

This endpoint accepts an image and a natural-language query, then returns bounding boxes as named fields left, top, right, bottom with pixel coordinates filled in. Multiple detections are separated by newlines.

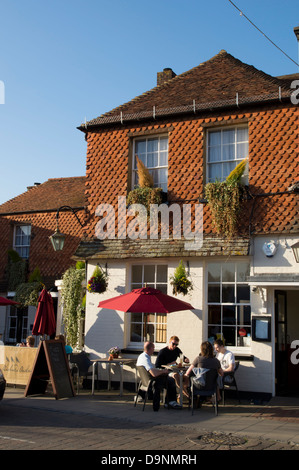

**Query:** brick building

left=73, top=49, right=298, bottom=397
left=0, top=176, right=86, bottom=344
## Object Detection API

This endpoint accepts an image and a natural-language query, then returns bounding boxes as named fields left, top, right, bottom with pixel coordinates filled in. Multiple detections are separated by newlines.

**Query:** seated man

left=214, top=339, right=235, bottom=400
left=137, top=341, right=181, bottom=411
left=214, top=339, right=235, bottom=373
left=155, top=336, right=189, bottom=396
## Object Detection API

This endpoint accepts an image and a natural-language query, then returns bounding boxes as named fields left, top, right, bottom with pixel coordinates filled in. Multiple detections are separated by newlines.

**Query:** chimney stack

left=157, top=67, right=176, bottom=86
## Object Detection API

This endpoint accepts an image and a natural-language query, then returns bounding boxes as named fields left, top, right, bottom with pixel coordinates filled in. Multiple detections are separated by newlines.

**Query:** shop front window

left=207, top=262, right=251, bottom=347
left=130, top=264, right=168, bottom=345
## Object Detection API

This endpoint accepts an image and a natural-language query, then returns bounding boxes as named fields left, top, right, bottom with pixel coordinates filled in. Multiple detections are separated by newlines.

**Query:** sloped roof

left=80, top=50, right=295, bottom=129
left=0, top=176, right=86, bottom=214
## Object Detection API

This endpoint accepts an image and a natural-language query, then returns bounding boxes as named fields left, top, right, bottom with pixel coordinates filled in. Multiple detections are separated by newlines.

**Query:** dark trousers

left=151, top=375, right=177, bottom=411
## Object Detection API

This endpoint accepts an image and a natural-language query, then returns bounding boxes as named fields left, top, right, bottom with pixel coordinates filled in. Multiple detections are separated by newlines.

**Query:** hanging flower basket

left=170, top=260, right=193, bottom=296
left=87, top=265, right=108, bottom=294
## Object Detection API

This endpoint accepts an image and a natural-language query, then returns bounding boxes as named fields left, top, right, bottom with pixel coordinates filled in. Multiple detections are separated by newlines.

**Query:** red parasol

left=98, top=287, right=194, bottom=313
left=0, top=296, right=20, bottom=306
left=32, top=288, right=56, bottom=337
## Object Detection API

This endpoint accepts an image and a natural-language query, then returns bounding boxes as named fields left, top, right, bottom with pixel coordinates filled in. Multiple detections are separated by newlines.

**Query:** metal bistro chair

left=134, top=365, right=167, bottom=411
left=69, top=352, right=93, bottom=394
left=222, top=360, right=240, bottom=405
left=190, top=368, right=219, bottom=416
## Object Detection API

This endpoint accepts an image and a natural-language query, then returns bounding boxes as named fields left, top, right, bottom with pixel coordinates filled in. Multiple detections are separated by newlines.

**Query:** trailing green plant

left=14, top=266, right=43, bottom=307
left=28, top=266, right=42, bottom=283
left=61, top=264, right=86, bottom=349
left=127, top=155, right=163, bottom=213
left=170, top=260, right=193, bottom=296
left=205, top=158, right=247, bottom=238
left=7, top=249, right=27, bottom=291
left=126, top=186, right=163, bottom=212
left=15, top=281, right=42, bottom=307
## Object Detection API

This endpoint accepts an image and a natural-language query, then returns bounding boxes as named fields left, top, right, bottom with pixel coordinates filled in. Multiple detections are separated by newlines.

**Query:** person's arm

left=184, top=364, right=194, bottom=377
left=149, top=367, right=169, bottom=378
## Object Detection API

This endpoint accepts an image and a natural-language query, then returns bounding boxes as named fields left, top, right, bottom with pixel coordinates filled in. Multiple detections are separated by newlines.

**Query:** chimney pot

left=157, top=67, right=176, bottom=86
left=294, top=25, right=299, bottom=40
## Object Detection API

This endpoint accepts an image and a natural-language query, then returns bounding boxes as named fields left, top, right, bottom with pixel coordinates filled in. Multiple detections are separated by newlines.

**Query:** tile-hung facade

left=75, top=51, right=299, bottom=397
left=0, top=177, right=86, bottom=345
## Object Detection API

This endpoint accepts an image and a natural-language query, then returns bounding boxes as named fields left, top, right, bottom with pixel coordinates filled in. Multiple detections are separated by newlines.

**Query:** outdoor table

left=162, top=364, right=189, bottom=406
left=91, top=358, right=137, bottom=396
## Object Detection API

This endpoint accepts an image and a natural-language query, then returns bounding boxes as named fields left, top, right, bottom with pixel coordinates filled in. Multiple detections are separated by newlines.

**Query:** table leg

left=108, top=363, right=111, bottom=391
left=92, top=362, right=96, bottom=395
left=179, top=371, right=183, bottom=407
left=119, top=363, right=124, bottom=396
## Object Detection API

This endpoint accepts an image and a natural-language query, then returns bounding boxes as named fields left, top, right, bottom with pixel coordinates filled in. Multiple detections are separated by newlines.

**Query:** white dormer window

left=14, top=225, right=31, bottom=259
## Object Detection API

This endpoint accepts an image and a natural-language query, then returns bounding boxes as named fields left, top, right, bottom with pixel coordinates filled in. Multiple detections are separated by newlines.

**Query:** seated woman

left=183, top=341, right=222, bottom=399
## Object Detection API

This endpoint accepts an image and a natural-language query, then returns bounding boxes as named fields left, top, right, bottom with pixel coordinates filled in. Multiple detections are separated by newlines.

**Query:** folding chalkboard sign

left=25, top=340, right=75, bottom=399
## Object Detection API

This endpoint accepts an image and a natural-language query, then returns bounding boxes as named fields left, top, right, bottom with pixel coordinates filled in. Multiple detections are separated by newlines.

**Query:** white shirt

left=136, top=351, right=154, bottom=372
left=216, top=350, right=235, bottom=370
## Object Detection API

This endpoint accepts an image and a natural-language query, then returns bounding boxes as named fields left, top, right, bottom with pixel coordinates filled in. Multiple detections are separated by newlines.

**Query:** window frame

left=207, top=261, right=251, bottom=350
left=13, top=224, right=31, bottom=259
left=206, top=125, right=249, bottom=183
left=128, top=263, right=168, bottom=349
left=132, top=135, right=168, bottom=192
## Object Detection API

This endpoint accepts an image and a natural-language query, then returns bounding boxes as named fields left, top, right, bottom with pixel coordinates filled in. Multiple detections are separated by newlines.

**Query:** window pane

left=237, top=285, right=250, bottom=303
left=222, top=144, right=234, bottom=161
left=223, top=161, right=235, bottom=178
left=222, top=129, right=235, bottom=144
left=157, top=265, right=167, bottom=282
left=208, top=131, right=221, bottom=146
left=208, top=305, right=221, bottom=324
left=135, top=140, right=146, bottom=154
left=223, top=305, right=236, bottom=325
left=147, top=152, right=158, bottom=168
left=132, top=265, right=142, bottom=283
left=156, top=283, right=167, bottom=294
left=222, top=284, right=235, bottom=303
left=237, top=127, right=248, bottom=142
left=144, top=265, right=155, bottom=283
left=222, top=263, right=235, bottom=282
left=130, top=323, right=142, bottom=342
left=159, top=151, right=168, bottom=166
left=208, top=163, right=222, bottom=181
left=131, top=312, right=142, bottom=322
left=208, top=146, right=221, bottom=162
left=160, top=137, right=168, bottom=150
left=208, top=325, right=221, bottom=341
left=237, top=142, right=248, bottom=159
left=237, top=305, right=251, bottom=325
left=237, top=262, right=250, bottom=282
left=208, top=264, right=220, bottom=282
left=147, top=138, right=158, bottom=152
left=223, top=326, right=236, bottom=346
left=208, top=285, right=220, bottom=303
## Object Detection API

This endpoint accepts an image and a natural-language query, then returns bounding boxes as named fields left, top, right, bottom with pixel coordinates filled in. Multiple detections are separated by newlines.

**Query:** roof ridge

left=0, top=176, right=86, bottom=210
left=83, top=50, right=292, bottom=127
left=85, top=50, right=231, bottom=123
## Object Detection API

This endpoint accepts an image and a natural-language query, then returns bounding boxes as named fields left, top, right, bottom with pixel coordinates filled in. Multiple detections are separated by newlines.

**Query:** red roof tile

left=0, top=177, right=86, bottom=214
left=80, top=50, right=295, bottom=129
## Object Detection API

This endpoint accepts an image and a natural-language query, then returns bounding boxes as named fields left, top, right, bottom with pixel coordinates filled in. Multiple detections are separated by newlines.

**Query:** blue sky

left=0, top=0, right=298, bottom=205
